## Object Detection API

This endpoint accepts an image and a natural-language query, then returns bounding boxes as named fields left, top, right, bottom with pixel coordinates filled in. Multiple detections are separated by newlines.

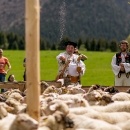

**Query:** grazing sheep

left=112, top=92, right=130, bottom=101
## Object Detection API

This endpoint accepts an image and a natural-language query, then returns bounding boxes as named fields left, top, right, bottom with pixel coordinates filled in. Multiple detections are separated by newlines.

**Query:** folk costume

left=111, top=52, right=130, bottom=86
left=56, top=51, right=86, bottom=87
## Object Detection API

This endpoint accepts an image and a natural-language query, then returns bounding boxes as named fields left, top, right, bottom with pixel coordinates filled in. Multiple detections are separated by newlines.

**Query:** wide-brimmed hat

left=64, top=41, right=77, bottom=48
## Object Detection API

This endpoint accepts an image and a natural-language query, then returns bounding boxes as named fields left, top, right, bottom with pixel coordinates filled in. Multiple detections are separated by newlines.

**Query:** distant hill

left=0, top=0, right=130, bottom=43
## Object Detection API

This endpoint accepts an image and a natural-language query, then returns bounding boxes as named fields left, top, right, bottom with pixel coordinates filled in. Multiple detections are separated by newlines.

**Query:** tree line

left=0, top=31, right=124, bottom=52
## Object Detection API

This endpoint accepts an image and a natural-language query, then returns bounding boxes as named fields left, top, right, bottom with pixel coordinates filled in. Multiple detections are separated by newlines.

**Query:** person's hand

left=119, top=63, right=125, bottom=72
left=76, top=66, right=82, bottom=73
left=60, top=56, right=66, bottom=64
left=3, top=71, right=7, bottom=75
left=59, top=56, right=66, bottom=61
left=74, top=48, right=80, bottom=54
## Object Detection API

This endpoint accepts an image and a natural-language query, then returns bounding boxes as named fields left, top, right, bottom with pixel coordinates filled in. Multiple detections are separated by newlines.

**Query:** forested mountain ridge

left=0, top=0, right=130, bottom=43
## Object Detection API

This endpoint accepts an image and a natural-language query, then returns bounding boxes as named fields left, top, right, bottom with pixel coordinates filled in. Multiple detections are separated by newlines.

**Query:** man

left=56, top=41, right=86, bottom=87
left=111, top=40, right=130, bottom=86
left=0, top=49, right=11, bottom=92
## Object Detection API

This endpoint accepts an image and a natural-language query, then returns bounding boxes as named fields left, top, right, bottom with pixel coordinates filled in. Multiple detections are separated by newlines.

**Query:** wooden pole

left=25, top=0, right=40, bottom=121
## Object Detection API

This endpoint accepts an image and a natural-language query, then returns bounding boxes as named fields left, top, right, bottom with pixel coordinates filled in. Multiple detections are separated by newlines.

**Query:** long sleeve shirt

left=111, top=53, right=130, bottom=76
left=56, top=52, right=86, bottom=77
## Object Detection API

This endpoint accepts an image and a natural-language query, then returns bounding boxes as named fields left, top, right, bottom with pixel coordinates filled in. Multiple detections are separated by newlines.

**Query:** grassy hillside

left=4, top=50, right=115, bottom=86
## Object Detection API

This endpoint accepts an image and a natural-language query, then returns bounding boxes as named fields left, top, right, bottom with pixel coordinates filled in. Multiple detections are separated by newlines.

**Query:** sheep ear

left=49, top=104, right=57, bottom=111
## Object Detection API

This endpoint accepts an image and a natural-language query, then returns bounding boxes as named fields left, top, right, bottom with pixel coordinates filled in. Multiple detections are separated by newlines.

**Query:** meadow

left=4, top=50, right=116, bottom=86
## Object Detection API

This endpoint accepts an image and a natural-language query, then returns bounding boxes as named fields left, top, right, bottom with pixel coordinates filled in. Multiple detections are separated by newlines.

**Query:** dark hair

left=8, top=74, right=13, bottom=81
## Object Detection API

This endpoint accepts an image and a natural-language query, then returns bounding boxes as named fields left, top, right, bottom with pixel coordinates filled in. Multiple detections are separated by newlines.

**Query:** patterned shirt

left=56, top=52, right=86, bottom=77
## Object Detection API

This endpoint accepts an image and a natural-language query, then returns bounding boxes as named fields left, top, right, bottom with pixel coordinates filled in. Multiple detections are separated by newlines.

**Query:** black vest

left=116, top=52, right=130, bottom=65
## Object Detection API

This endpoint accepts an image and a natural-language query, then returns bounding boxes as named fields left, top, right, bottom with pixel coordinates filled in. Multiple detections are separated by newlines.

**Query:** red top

left=0, top=56, right=9, bottom=73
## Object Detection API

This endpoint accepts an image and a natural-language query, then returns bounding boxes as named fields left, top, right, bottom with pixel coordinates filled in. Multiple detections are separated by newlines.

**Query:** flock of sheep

left=0, top=82, right=130, bottom=130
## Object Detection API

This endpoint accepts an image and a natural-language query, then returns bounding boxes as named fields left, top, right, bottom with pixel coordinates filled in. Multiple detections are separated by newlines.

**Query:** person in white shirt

left=56, top=41, right=86, bottom=87
left=111, top=40, right=130, bottom=86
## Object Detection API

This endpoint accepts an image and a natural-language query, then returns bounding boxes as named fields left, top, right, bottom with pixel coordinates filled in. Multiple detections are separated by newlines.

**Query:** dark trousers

left=0, top=73, right=6, bottom=93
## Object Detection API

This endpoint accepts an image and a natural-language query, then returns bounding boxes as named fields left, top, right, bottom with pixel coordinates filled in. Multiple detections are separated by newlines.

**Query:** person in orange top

left=0, top=49, right=11, bottom=92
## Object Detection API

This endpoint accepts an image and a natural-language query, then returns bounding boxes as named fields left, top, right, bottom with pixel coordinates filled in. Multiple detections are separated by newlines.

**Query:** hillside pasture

left=4, top=50, right=115, bottom=86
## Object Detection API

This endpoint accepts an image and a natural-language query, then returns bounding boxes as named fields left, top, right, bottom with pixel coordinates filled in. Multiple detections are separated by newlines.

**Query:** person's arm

left=74, top=48, right=88, bottom=61
left=121, top=62, right=130, bottom=73
left=111, top=54, right=120, bottom=76
left=5, top=61, right=11, bottom=74
left=76, top=60, right=86, bottom=76
left=80, top=54, right=88, bottom=61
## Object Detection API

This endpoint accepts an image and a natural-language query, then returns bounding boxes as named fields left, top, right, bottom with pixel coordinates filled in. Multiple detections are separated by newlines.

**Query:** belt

left=66, top=75, right=79, bottom=83
left=118, top=72, right=130, bottom=78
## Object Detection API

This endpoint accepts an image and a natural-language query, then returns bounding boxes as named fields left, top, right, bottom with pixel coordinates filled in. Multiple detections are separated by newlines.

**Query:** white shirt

left=111, top=53, right=130, bottom=76
left=56, top=52, right=86, bottom=77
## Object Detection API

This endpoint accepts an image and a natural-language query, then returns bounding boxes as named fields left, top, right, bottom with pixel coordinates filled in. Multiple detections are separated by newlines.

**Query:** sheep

left=56, top=94, right=83, bottom=101
left=40, top=81, right=49, bottom=94
left=0, top=106, right=8, bottom=119
left=84, top=110, right=130, bottom=124
left=0, top=113, right=38, bottom=130
left=41, top=99, right=69, bottom=116
left=112, top=92, right=130, bottom=101
left=126, top=88, right=130, bottom=93
left=104, top=86, right=119, bottom=94
left=40, top=111, right=74, bottom=130
left=0, top=94, right=7, bottom=102
left=38, top=126, right=51, bottom=130
left=0, top=102, right=14, bottom=113
left=40, top=111, right=121, bottom=130
left=87, top=84, right=100, bottom=93
left=83, top=90, right=102, bottom=105
left=65, top=112, right=121, bottom=130
left=96, top=93, right=114, bottom=106
left=117, top=119, right=130, bottom=130
left=67, top=87, right=86, bottom=94
left=91, top=101, right=130, bottom=113
left=6, top=98, right=27, bottom=114
left=43, top=85, right=56, bottom=94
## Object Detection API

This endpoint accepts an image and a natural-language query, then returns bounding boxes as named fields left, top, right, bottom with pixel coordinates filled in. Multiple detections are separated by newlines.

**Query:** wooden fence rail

left=0, top=81, right=129, bottom=93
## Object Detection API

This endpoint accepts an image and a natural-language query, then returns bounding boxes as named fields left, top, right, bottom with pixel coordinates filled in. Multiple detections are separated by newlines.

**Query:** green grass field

left=4, top=50, right=115, bottom=86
